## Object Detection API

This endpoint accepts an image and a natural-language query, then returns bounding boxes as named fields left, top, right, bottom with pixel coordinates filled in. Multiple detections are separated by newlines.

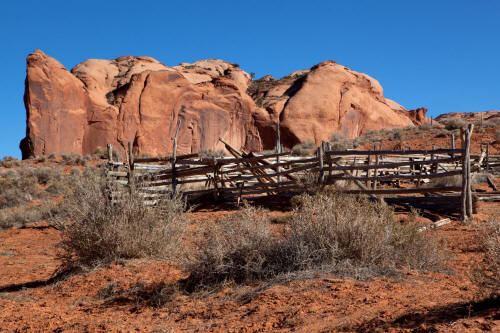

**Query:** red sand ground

left=0, top=199, right=499, bottom=332
left=1, top=128, right=499, bottom=332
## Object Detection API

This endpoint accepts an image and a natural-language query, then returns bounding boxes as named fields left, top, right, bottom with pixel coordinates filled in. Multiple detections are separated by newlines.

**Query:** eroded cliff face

left=21, top=51, right=425, bottom=158
left=21, top=51, right=264, bottom=158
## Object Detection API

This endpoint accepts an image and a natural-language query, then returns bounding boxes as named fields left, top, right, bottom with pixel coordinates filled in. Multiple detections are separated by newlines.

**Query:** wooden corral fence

left=106, top=123, right=498, bottom=222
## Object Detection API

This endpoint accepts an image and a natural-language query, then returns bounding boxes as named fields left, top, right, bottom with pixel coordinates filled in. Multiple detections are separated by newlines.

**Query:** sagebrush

left=180, top=191, right=445, bottom=291
left=55, top=168, right=187, bottom=269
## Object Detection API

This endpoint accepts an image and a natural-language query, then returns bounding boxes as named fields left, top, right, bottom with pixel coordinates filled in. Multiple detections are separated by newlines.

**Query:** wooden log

left=342, top=186, right=462, bottom=195
left=486, top=175, right=498, bottom=191
left=171, top=119, right=182, bottom=196
left=106, top=171, right=128, bottom=177
left=107, top=144, right=113, bottom=162
left=324, top=156, right=462, bottom=172
left=325, top=148, right=464, bottom=156
left=324, top=170, right=462, bottom=183
left=226, top=162, right=318, bottom=182
left=128, top=141, right=135, bottom=192
left=318, top=145, right=324, bottom=186
left=466, top=124, right=474, bottom=219
left=461, top=125, right=470, bottom=223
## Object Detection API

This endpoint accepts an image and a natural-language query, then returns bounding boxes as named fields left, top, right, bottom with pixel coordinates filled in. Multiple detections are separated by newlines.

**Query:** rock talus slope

left=21, top=51, right=425, bottom=158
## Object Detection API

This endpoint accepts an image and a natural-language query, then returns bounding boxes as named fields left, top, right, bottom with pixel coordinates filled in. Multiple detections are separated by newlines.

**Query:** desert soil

left=1, top=129, right=499, bottom=332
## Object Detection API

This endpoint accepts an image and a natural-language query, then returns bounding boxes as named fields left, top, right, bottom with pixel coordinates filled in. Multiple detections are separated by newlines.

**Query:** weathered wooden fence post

left=486, top=143, right=490, bottom=173
left=461, top=124, right=473, bottom=223
left=318, top=144, right=324, bottom=186
left=276, top=122, right=281, bottom=185
left=171, top=119, right=182, bottom=197
left=107, top=143, right=113, bottom=162
left=127, top=141, right=135, bottom=193
left=450, top=133, right=455, bottom=158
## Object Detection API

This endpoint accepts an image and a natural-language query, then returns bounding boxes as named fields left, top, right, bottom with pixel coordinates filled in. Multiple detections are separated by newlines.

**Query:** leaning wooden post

left=326, top=142, right=332, bottom=178
left=127, top=141, right=135, bottom=193
left=171, top=119, right=182, bottom=197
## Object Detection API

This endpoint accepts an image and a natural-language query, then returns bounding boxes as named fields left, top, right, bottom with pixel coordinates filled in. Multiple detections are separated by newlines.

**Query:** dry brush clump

left=473, top=219, right=500, bottom=297
left=55, top=168, right=187, bottom=269
left=179, top=192, right=445, bottom=292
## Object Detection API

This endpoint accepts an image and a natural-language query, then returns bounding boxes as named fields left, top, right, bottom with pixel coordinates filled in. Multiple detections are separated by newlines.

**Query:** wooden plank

left=106, top=171, right=128, bottom=177
left=418, top=218, right=452, bottom=232
left=324, top=156, right=462, bottom=172
left=342, top=186, right=462, bottom=195
left=226, top=162, right=318, bottom=182
left=325, top=148, right=464, bottom=156
left=325, top=170, right=462, bottom=183
left=219, top=157, right=318, bottom=175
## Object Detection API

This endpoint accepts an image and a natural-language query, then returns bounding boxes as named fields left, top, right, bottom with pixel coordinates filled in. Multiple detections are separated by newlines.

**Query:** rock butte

left=20, top=50, right=430, bottom=159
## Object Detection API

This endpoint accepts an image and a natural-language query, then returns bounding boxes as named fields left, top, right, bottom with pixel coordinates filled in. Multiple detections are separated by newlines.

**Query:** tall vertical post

left=450, top=133, right=455, bottom=158
left=466, top=124, right=474, bottom=219
left=486, top=143, right=490, bottom=173
left=461, top=124, right=473, bottom=223
left=373, top=144, right=378, bottom=190
left=275, top=122, right=281, bottom=185
left=318, top=145, right=324, bottom=186
left=171, top=119, right=182, bottom=196
left=107, top=144, right=113, bottom=162
left=128, top=141, right=134, bottom=193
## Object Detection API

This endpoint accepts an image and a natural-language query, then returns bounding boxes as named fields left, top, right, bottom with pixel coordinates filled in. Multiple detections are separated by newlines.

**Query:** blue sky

left=1, top=1, right=499, bottom=158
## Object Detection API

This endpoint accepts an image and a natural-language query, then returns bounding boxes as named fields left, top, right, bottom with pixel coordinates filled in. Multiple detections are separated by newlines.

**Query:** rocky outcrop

left=248, top=61, right=414, bottom=147
left=407, top=107, right=431, bottom=126
left=21, top=51, right=263, bottom=158
left=21, top=51, right=425, bottom=158
left=436, top=111, right=500, bottom=125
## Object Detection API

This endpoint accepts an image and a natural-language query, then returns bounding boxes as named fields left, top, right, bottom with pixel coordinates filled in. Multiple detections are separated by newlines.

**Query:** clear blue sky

left=1, top=1, right=499, bottom=158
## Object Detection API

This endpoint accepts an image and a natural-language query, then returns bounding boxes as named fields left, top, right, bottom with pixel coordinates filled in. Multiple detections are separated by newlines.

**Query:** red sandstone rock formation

left=248, top=61, right=415, bottom=147
left=21, top=51, right=263, bottom=158
left=436, top=111, right=500, bottom=125
left=21, top=51, right=427, bottom=158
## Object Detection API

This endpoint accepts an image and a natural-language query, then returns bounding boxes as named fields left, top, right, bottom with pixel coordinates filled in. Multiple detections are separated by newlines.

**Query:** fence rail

left=106, top=124, right=499, bottom=222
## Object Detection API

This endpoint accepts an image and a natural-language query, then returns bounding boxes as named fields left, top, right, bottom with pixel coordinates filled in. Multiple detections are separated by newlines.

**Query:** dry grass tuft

left=473, top=219, right=500, bottom=297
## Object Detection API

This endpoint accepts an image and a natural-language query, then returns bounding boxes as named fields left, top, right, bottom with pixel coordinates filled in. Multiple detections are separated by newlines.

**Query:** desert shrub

left=495, top=130, right=500, bottom=143
left=181, top=205, right=280, bottom=289
left=291, top=141, right=316, bottom=156
left=420, top=123, right=433, bottom=130
left=181, top=192, right=445, bottom=291
left=200, top=149, right=226, bottom=159
left=473, top=219, right=500, bottom=296
left=0, top=156, right=21, bottom=168
left=444, top=118, right=466, bottom=130
left=55, top=169, right=187, bottom=268
left=435, top=130, right=450, bottom=138
left=0, top=168, right=42, bottom=208
left=329, top=133, right=354, bottom=150
left=288, top=192, right=444, bottom=272
left=0, top=203, right=58, bottom=229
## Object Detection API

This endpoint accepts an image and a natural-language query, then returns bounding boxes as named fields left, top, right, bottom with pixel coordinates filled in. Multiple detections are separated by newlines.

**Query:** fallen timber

left=105, top=124, right=494, bottom=222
